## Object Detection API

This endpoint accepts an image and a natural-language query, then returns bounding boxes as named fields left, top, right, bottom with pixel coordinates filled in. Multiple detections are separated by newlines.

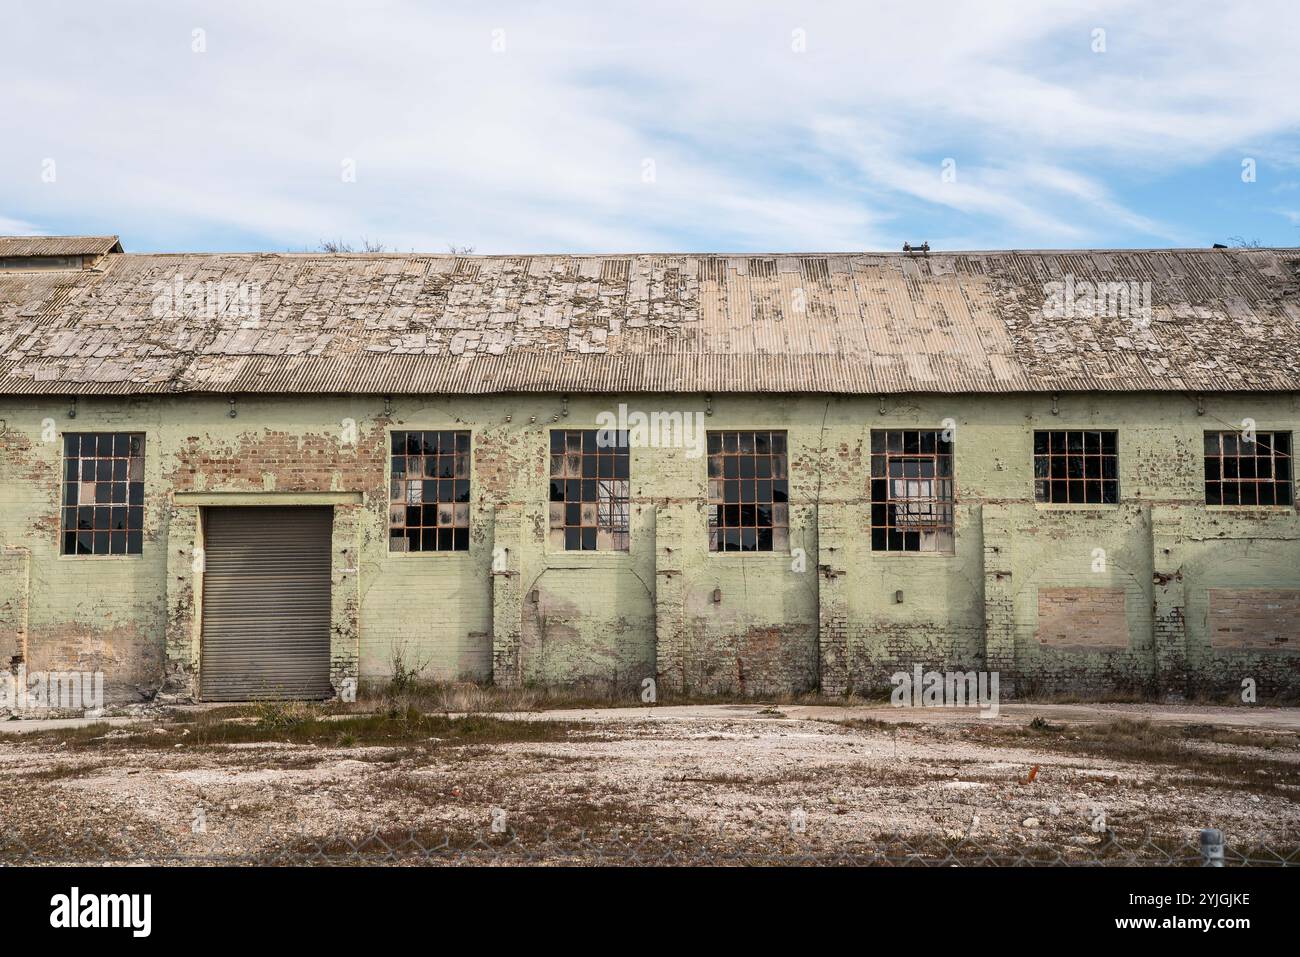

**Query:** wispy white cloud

left=0, top=215, right=41, bottom=236
left=0, top=0, right=1297, bottom=251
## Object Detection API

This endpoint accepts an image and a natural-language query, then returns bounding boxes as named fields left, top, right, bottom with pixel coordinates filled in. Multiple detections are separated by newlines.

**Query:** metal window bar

left=870, top=430, right=954, bottom=553
left=388, top=430, right=471, bottom=552
left=1204, top=430, right=1293, bottom=507
left=549, top=430, right=630, bottom=551
left=706, top=430, right=789, bottom=552
left=60, top=432, right=146, bottom=556
left=1033, top=430, right=1119, bottom=504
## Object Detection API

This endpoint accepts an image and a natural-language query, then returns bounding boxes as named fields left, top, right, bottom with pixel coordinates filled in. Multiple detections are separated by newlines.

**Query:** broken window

left=707, top=431, right=789, bottom=552
left=870, top=430, right=955, bottom=553
left=1033, top=430, right=1119, bottom=504
left=388, top=430, right=471, bottom=552
left=61, top=433, right=145, bottom=555
left=549, top=429, right=630, bottom=550
left=1204, top=430, right=1293, bottom=506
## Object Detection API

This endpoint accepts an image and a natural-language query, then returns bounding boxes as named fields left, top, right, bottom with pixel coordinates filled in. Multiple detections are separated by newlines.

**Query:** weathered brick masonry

left=2, top=241, right=1299, bottom=703
left=1036, top=587, right=1129, bottom=649
left=2, top=391, right=1299, bottom=703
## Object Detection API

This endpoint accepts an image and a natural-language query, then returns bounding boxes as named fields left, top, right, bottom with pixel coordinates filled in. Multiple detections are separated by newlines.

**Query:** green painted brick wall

left=1, top=390, right=1298, bottom=703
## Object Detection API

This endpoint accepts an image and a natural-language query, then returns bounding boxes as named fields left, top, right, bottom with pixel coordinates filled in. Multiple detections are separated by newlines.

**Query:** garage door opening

left=199, top=506, right=334, bottom=701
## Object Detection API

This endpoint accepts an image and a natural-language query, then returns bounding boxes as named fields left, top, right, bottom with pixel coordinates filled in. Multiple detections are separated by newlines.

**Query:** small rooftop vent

left=902, top=242, right=930, bottom=255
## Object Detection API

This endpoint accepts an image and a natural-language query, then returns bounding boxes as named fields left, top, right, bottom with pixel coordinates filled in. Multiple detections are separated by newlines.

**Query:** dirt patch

left=1, top=705, right=1297, bottom=865
left=951, top=716, right=1300, bottom=795
left=15, top=705, right=576, bottom=751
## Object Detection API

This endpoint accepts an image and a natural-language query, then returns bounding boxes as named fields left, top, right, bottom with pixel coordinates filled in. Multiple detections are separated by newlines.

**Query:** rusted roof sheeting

left=0, top=235, right=122, bottom=258
left=1, top=247, right=1298, bottom=395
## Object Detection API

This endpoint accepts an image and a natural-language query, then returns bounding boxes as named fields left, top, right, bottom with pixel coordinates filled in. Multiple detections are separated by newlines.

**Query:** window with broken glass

left=1033, top=430, right=1119, bottom=504
left=388, top=430, right=471, bottom=552
left=61, top=433, right=145, bottom=555
left=707, top=431, right=789, bottom=552
left=870, top=429, right=955, bottom=553
left=1204, top=430, right=1293, bottom=506
left=549, top=430, right=630, bottom=551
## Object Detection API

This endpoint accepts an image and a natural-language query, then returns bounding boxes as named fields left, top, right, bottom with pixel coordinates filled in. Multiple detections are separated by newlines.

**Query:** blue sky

left=2, top=0, right=1298, bottom=254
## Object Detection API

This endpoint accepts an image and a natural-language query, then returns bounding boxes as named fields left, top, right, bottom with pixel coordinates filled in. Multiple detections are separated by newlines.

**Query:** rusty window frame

left=388, top=430, right=471, bottom=552
left=1033, top=430, right=1119, bottom=504
left=60, top=432, right=145, bottom=556
left=548, top=429, right=630, bottom=551
left=706, top=430, right=789, bottom=552
left=1204, top=430, right=1293, bottom=507
left=870, top=429, right=955, bottom=553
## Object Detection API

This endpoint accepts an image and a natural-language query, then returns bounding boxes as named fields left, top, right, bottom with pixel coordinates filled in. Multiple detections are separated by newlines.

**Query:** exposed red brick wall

left=169, top=429, right=387, bottom=495
left=1036, top=587, right=1129, bottom=649
left=1208, top=589, right=1300, bottom=651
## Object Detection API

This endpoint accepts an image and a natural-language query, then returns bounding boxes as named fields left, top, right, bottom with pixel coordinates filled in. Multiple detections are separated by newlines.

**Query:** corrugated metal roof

left=0, top=246, right=1298, bottom=395
left=0, top=235, right=122, bottom=258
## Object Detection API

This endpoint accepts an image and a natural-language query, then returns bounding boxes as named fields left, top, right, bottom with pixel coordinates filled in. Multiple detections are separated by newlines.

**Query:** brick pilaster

left=329, top=503, right=363, bottom=695
left=653, top=503, right=687, bottom=693
left=490, top=504, right=523, bottom=687
left=980, top=503, right=1017, bottom=691
left=816, top=502, right=850, bottom=695
left=1150, top=504, right=1189, bottom=698
left=162, top=500, right=199, bottom=699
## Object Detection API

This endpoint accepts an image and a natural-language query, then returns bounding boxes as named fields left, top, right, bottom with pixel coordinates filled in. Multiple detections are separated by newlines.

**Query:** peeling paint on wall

left=1, top=391, right=1298, bottom=704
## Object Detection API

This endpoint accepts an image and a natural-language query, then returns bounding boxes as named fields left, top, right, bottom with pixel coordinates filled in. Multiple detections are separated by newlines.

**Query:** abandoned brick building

left=2, top=235, right=1299, bottom=705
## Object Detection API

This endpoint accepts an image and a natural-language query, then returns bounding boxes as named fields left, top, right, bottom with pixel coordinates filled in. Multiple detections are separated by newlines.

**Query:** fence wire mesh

left=2, top=825, right=1296, bottom=866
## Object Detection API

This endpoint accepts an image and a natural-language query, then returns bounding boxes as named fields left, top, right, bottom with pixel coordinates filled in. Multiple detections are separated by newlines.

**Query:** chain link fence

left=2, top=825, right=1296, bottom=866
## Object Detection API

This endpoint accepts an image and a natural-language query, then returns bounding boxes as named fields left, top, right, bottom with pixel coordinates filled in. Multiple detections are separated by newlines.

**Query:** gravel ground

left=1, top=704, right=1297, bottom=865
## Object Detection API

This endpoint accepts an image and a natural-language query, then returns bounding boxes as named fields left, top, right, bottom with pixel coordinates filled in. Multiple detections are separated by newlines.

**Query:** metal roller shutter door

left=200, top=506, right=334, bottom=700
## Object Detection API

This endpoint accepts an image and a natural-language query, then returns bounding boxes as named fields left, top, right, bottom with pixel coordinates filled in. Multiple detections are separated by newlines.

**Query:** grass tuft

left=19, top=708, right=575, bottom=751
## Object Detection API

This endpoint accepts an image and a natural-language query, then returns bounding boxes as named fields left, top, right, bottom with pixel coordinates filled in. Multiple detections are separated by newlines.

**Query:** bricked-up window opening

left=61, top=433, right=145, bottom=555
left=549, top=430, right=630, bottom=551
left=388, top=430, right=471, bottom=552
left=870, top=430, right=954, bottom=553
left=1033, top=430, right=1119, bottom=504
left=707, top=431, right=789, bottom=552
left=1204, top=431, right=1293, bottom=507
